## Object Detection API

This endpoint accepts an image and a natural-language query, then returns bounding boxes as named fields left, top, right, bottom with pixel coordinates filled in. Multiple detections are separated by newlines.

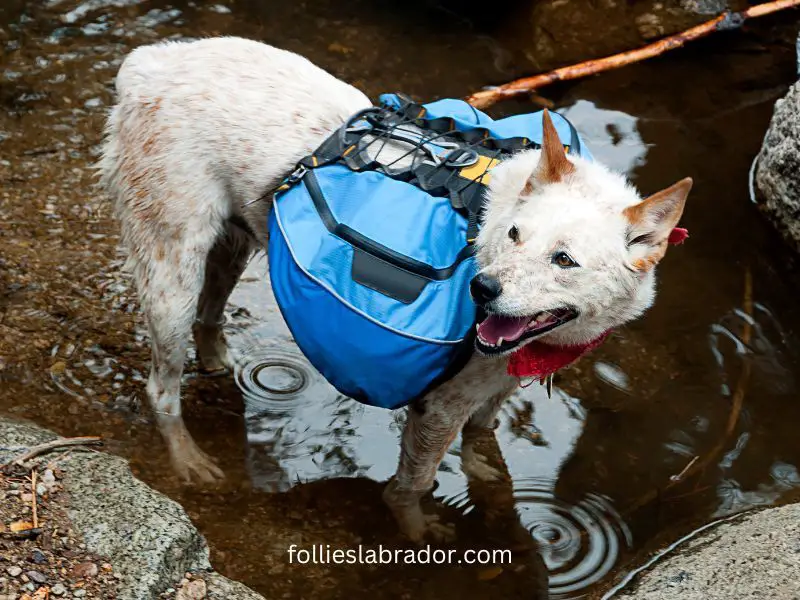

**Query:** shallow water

left=2, top=1, right=800, bottom=598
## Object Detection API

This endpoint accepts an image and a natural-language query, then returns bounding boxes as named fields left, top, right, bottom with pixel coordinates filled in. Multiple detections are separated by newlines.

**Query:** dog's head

left=473, top=110, right=692, bottom=357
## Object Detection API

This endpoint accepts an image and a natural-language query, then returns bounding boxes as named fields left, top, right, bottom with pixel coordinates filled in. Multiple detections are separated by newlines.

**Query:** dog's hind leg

left=193, top=223, right=253, bottom=375
left=134, top=223, right=226, bottom=483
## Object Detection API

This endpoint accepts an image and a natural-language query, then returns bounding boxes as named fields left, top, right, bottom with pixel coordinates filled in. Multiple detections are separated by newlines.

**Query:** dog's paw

left=421, top=514, right=457, bottom=544
left=194, top=324, right=234, bottom=375
left=401, top=513, right=457, bottom=545
left=168, top=434, right=225, bottom=485
left=461, top=449, right=506, bottom=483
left=198, top=365, right=231, bottom=378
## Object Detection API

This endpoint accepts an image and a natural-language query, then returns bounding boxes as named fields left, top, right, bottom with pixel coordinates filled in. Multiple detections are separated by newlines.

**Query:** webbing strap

left=274, top=95, right=578, bottom=247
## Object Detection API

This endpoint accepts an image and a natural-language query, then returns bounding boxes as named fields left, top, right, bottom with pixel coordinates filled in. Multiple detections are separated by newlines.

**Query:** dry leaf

left=32, top=587, right=49, bottom=600
left=10, top=520, right=35, bottom=532
left=50, top=361, right=66, bottom=375
left=477, top=566, right=503, bottom=581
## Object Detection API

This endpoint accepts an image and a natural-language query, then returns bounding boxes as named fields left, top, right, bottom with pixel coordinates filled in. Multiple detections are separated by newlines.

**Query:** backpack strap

left=274, top=96, right=581, bottom=249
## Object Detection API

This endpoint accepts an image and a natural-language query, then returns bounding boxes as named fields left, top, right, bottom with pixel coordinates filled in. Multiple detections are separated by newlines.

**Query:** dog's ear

left=523, top=109, right=575, bottom=194
left=624, top=177, right=692, bottom=271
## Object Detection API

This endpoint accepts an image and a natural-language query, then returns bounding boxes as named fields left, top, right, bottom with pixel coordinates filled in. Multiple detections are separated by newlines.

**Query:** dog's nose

left=470, top=273, right=502, bottom=306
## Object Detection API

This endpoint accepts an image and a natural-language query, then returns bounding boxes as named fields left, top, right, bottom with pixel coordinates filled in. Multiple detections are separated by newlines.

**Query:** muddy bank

left=0, top=417, right=265, bottom=600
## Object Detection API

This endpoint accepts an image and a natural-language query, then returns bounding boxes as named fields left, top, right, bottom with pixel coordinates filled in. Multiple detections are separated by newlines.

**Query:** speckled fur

left=100, top=37, right=691, bottom=542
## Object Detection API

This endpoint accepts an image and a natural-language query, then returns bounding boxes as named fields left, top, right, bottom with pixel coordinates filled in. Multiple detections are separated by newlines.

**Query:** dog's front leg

left=460, top=394, right=510, bottom=483
left=383, top=397, right=469, bottom=543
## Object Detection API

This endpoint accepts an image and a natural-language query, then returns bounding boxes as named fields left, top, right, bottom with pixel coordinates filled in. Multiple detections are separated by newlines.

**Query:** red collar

left=507, top=331, right=610, bottom=379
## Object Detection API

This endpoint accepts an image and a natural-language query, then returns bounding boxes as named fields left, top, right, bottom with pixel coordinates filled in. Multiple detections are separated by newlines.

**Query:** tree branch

left=466, top=1, right=800, bottom=109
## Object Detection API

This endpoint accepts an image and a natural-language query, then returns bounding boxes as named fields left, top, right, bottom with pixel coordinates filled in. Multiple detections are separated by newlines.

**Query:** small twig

left=625, top=267, right=753, bottom=515
left=465, top=0, right=800, bottom=109
left=2, top=436, right=102, bottom=470
left=31, top=470, right=39, bottom=529
left=45, top=450, right=74, bottom=472
left=669, top=456, right=699, bottom=482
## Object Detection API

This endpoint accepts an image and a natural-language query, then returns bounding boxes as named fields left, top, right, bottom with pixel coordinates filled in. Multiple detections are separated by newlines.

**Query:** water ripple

left=444, top=477, right=632, bottom=599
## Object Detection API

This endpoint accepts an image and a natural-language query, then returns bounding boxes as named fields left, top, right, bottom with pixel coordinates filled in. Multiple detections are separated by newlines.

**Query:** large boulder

left=754, top=82, right=800, bottom=254
left=612, top=502, right=800, bottom=599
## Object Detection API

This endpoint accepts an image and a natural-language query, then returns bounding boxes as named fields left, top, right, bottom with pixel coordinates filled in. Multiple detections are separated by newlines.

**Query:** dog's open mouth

left=475, top=307, right=578, bottom=355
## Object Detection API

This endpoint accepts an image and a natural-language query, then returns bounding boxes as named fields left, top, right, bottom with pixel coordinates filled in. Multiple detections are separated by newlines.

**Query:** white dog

left=100, top=36, right=691, bottom=542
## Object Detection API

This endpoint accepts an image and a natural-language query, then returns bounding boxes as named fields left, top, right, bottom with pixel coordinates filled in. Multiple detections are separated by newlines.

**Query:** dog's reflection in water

left=267, top=433, right=551, bottom=600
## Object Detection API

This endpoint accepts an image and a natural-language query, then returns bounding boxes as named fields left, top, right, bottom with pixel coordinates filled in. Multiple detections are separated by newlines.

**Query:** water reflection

left=708, top=292, right=799, bottom=516
left=559, top=100, right=648, bottom=176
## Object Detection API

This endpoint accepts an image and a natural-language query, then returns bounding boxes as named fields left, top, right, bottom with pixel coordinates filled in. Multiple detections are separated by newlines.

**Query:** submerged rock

left=754, top=82, right=800, bottom=255
left=519, top=0, right=731, bottom=71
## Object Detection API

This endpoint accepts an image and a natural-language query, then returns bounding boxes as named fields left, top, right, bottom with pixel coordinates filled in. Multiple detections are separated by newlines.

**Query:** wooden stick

left=669, top=455, right=699, bottom=482
left=2, top=436, right=102, bottom=469
left=625, top=267, right=753, bottom=515
left=466, top=0, right=800, bottom=109
left=31, top=470, right=39, bottom=529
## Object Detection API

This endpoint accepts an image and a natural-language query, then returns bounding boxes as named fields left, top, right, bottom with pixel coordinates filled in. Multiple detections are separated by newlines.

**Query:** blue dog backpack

left=267, top=93, right=589, bottom=409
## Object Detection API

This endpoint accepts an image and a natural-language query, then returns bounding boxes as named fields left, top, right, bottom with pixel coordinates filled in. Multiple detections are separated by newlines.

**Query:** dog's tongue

left=476, top=315, right=529, bottom=345
left=507, top=332, right=611, bottom=380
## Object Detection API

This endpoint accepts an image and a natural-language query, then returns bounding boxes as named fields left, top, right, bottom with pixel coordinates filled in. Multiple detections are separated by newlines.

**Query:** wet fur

left=100, top=37, right=690, bottom=542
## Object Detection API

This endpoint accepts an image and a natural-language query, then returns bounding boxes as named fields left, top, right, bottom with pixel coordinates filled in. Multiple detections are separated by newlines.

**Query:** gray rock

left=62, top=446, right=208, bottom=599
left=51, top=583, right=67, bottom=596
left=176, top=579, right=206, bottom=600
left=0, top=418, right=265, bottom=600
left=6, top=566, right=22, bottom=577
left=204, top=573, right=266, bottom=600
left=612, top=503, right=800, bottom=599
left=679, top=0, right=728, bottom=15
left=754, top=82, right=800, bottom=254
left=25, top=570, right=47, bottom=584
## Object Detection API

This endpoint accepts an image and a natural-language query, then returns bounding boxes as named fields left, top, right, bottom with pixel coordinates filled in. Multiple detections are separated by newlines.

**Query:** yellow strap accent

left=459, top=155, right=500, bottom=184
left=342, top=144, right=356, bottom=157
left=563, top=145, right=570, bottom=154
left=311, top=155, right=319, bottom=167
left=277, top=183, right=290, bottom=191
left=417, top=107, right=426, bottom=119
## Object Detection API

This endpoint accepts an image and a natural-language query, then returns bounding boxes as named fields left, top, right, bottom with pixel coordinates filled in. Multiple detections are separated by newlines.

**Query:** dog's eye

left=552, top=251, right=579, bottom=268
left=508, top=225, right=519, bottom=242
